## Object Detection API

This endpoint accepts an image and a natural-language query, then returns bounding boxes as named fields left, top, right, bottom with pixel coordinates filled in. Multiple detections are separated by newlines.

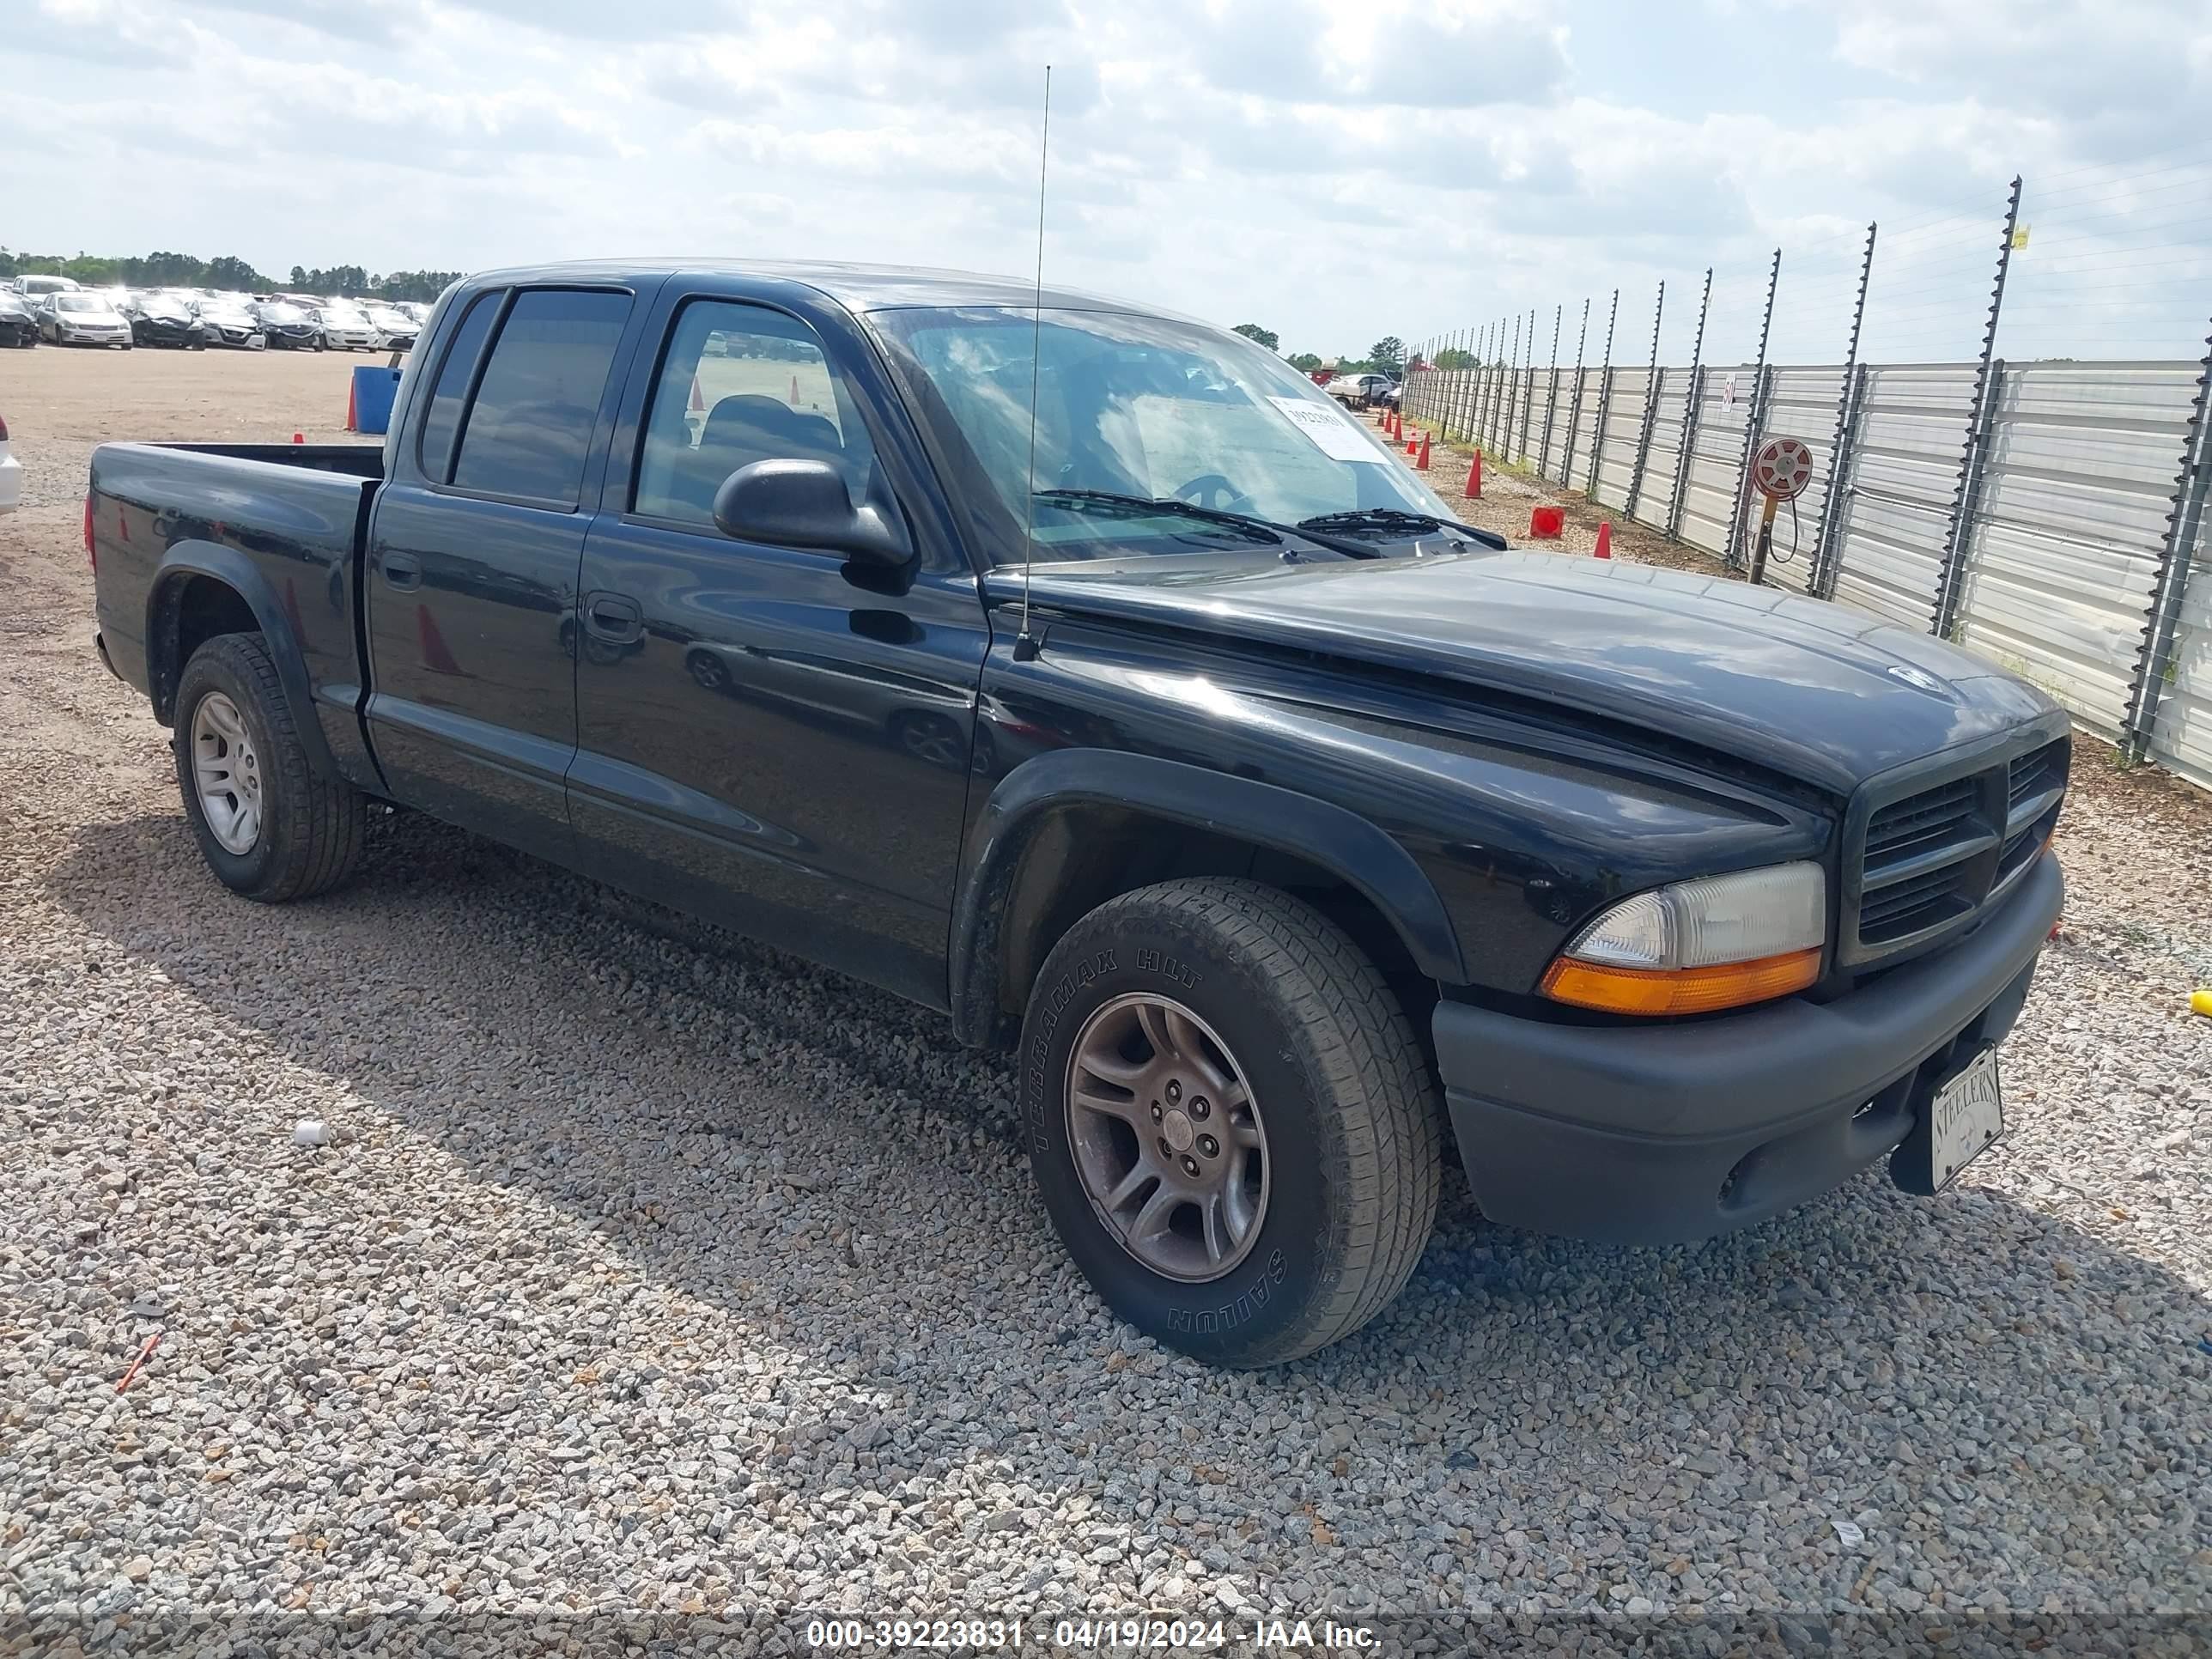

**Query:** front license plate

left=1928, top=1047, right=2004, bottom=1190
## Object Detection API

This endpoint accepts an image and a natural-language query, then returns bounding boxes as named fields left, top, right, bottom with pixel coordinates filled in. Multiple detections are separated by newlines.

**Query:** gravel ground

left=3, top=351, right=2210, bottom=1651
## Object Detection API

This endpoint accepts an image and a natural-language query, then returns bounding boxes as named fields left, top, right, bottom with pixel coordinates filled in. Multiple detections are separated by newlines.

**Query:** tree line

left=0, top=247, right=460, bottom=302
left=1234, top=324, right=1408, bottom=376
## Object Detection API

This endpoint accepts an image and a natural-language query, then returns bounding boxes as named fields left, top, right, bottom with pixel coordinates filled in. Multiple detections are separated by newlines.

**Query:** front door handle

left=382, top=551, right=423, bottom=590
left=582, top=590, right=644, bottom=644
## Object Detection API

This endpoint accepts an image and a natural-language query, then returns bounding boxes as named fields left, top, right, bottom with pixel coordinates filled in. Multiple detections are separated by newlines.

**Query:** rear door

left=568, top=282, right=989, bottom=1007
left=363, top=282, right=656, bottom=863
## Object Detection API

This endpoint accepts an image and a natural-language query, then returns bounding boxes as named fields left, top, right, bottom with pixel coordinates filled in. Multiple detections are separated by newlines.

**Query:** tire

left=1020, top=878, right=1443, bottom=1366
left=172, top=632, right=367, bottom=902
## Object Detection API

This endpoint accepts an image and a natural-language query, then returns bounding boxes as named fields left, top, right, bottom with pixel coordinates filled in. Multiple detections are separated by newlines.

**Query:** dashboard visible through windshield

left=869, top=306, right=1455, bottom=565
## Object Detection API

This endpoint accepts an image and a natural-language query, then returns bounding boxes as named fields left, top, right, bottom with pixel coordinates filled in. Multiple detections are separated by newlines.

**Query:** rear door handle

left=582, top=590, right=644, bottom=643
left=382, top=551, right=422, bottom=590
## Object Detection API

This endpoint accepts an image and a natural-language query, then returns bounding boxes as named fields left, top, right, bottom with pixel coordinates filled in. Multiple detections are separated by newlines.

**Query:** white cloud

left=4, top=0, right=2207, bottom=362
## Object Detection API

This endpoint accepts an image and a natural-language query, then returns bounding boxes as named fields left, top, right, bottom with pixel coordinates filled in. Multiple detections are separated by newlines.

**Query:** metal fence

left=1400, top=344, right=2212, bottom=793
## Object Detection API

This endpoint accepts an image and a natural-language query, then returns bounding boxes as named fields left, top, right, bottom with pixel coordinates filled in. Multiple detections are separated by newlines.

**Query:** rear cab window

left=421, top=288, right=635, bottom=507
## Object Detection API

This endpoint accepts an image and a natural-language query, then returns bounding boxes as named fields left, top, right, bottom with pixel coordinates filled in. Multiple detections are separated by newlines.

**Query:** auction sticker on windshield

left=1267, top=396, right=1385, bottom=463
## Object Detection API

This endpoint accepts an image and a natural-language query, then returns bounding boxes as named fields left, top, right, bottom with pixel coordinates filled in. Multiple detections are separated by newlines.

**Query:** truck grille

left=1845, top=732, right=2068, bottom=962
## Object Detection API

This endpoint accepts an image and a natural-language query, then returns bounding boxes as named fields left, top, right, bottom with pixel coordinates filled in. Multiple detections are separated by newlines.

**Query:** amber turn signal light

left=1539, top=945, right=1822, bottom=1017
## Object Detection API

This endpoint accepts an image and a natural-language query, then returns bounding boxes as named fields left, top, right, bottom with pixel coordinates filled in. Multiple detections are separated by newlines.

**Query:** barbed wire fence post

left=1540, top=304, right=1564, bottom=480
left=2122, top=321, right=2212, bottom=759
left=1810, top=223, right=1878, bottom=599
left=1586, top=289, right=1620, bottom=495
left=1665, top=268, right=1713, bottom=539
left=1626, top=280, right=1667, bottom=519
left=1561, top=298, right=1591, bottom=488
left=1724, top=247, right=1783, bottom=572
left=1931, top=176, right=2022, bottom=638
left=1515, top=307, right=1534, bottom=463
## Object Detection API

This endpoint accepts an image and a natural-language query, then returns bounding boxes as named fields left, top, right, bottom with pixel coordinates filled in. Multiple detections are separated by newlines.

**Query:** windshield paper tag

left=1267, top=396, right=1386, bottom=464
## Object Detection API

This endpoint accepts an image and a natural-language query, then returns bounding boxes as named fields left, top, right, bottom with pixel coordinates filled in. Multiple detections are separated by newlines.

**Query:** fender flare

left=948, top=749, right=1467, bottom=1046
left=145, top=540, right=338, bottom=780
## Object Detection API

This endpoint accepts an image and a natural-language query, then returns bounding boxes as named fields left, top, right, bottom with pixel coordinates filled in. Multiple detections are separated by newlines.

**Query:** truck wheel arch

left=145, top=544, right=338, bottom=782
left=949, top=750, right=1467, bottom=1048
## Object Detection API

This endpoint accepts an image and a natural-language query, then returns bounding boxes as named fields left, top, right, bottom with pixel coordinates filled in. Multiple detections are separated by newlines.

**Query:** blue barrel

left=349, top=365, right=404, bottom=434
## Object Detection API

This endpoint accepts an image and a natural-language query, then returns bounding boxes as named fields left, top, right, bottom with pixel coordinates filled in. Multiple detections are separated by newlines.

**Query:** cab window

left=633, top=301, right=878, bottom=529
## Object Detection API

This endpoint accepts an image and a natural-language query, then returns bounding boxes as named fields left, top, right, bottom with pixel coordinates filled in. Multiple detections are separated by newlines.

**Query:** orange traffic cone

left=689, top=374, right=705, bottom=413
left=344, top=380, right=358, bottom=433
left=1594, top=521, right=1613, bottom=559
left=1465, top=450, right=1483, bottom=498
left=1415, top=432, right=1432, bottom=471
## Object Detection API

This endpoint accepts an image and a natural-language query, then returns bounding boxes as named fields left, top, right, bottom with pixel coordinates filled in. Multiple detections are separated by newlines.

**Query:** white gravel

left=2, top=353, right=2209, bottom=1651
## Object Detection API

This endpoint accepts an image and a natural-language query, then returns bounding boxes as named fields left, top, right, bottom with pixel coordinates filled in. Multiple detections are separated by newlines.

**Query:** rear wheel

left=172, top=633, right=366, bottom=902
left=1021, top=878, right=1443, bottom=1366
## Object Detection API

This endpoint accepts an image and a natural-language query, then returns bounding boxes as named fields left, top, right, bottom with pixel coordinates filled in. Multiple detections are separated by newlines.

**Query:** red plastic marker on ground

left=1465, top=451, right=1483, bottom=499
left=292, top=432, right=305, bottom=445
left=1415, top=433, right=1431, bottom=471
left=1593, top=521, right=1613, bottom=559
left=117, top=1331, right=162, bottom=1394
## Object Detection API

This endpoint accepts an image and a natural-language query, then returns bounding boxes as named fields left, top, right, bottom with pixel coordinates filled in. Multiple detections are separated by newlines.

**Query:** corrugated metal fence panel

left=2147, top=507, right=2212, bottom=791
left=1753, top=366, right=1848, bottom=595
left=1592, top=369, right=1649, bottom=509
left=1953, top=363, right=2201, bottom=740
left=1632, top=368, right=1692, bottom=534
left=1534, top=371, right=1572, bottom=482
left=1827, top=363, right=1977, bottom=630
left=1565, top=369, right=1605, bottom=488
left=1677, top=365, right=1759, bottom=559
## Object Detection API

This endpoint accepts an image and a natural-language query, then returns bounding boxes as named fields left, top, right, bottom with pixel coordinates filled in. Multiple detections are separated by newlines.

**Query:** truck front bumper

left=1434, top=853, right=2062, bottom=1246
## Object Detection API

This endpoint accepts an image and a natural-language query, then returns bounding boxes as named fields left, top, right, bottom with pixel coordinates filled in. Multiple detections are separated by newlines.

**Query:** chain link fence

left=1397, top=161, right=2212, bottom=793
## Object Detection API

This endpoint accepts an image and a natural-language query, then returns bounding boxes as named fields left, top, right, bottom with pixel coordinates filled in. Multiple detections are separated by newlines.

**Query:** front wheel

left=173, top=633, right=367, bottom=902
left=1021, top=878, right=1443, bottom=1366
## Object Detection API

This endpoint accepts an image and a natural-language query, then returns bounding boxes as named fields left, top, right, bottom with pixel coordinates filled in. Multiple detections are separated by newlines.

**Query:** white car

left=0, top=411, right=21, bottom=514
left=363, top=302, right=419, bottom=349
left=12, top=273, right=79, bottom=301
left=311, top=299, right=378, bottom=350
left=38, top=292, right=133, bottom=349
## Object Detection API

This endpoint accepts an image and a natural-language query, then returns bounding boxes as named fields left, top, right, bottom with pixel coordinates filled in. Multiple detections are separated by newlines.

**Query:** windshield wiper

left=1297, top=508, right=1509, bottom=550
left=1034, top=489, right=1381, bottom=558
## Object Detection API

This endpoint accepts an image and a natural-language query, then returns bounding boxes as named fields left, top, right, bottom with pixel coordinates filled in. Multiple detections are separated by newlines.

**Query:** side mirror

left=712, top=459, right=911, bottom=569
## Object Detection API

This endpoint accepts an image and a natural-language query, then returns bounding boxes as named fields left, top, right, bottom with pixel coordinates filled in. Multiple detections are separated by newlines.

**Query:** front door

left=363, top=285, right=643, bottom=864
left=568, top=291, right=988, bottom=1006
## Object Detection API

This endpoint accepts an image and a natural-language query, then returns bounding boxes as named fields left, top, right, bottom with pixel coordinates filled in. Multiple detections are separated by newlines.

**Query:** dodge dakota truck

left=88, top=260, right=2067, bottom=1365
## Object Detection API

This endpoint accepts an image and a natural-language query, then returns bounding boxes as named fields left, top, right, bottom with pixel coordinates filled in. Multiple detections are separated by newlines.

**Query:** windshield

left=58, top=295, right=108, bottom=313
left=322, top=302, right=368, bottom=324
left=870, top=307, right=1454, bottom=565
left=260, top=303, right=305, bottom=322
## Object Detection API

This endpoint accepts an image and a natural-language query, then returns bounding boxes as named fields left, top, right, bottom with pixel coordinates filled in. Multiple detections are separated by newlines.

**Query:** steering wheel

left=1174, top=473, right=1255, bottom=514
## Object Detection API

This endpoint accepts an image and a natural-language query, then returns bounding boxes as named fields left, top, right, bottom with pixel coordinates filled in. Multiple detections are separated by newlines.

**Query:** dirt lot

left=3, top=349, right=2209, bottom=1649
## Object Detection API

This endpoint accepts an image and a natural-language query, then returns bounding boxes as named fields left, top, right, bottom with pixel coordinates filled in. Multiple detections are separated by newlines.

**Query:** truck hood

left=1000, top=550, right=2059, bottom=797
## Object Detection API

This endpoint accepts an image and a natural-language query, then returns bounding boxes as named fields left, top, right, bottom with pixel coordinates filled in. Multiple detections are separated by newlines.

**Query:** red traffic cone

left=1415, top=432, right=1432, bottom=471
left=790, top=374, right=802, bottom=404
left=1593, top=521, right=1613, bottom=559
left=1406, top=434, right=1419, bottom=458
left=689, top=373, right=705, bottom=413
left=344, top=380, right=358, bottom=433
left=1465, top=450, right=1483, bottom=498
left=291, top=432, right=305, bottom=445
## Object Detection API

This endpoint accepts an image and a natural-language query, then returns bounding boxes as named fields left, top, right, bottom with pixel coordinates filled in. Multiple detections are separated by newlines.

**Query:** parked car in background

left=0, top=289, right=38, bottom=348
left=1325, top=372, right=1399, bottom=410
left=38, top=292, right=133, bottom=349
left=363, top=301, right=419, bottom=349
left=130, top=291, right=210, bottom=349
left=252, top=300, right=323, bottom=349
left=0, top=411, right=21, bottom=513
left=310, top=299, right=378, bottom=350
left=197, top=295, right=265, bottom=349
left=13, top=273, right=80, bottom=301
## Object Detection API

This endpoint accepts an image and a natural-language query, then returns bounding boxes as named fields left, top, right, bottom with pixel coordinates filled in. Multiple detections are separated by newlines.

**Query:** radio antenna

left=1013, top=64, right=1052, bottom=664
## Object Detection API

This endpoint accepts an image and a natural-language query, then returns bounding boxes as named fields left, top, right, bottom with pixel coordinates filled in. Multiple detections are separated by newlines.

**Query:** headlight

left=1540, top=861, right=1826, bottom=1016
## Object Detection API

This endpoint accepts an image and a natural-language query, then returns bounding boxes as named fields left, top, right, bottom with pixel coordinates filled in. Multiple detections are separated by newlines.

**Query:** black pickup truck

left=88, top=260, right=2066, bottom=1365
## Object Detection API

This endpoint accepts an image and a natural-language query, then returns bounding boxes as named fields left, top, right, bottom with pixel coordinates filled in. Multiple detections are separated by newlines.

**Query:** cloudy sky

left=8, top=0, right=2210, bottom=366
